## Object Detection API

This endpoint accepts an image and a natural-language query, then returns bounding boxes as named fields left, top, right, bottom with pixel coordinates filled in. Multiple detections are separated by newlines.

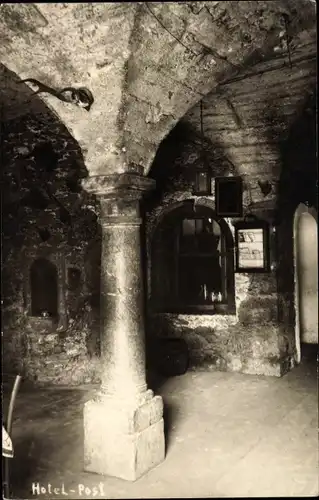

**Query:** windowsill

left=150, top=303, right=236, bottom=316
left=26, top=315, right=59, bottom=331
left=27, top=314, right=58, bottom=320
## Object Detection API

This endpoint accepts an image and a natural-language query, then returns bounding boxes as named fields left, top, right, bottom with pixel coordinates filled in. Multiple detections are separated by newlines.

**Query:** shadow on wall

left=273, top=92, right=317, bottom=355
left=146, top=119, right=239, bottom=211
left=1, top=64, right=102, bottom=378
left=276, top=92, right=317, bottom=216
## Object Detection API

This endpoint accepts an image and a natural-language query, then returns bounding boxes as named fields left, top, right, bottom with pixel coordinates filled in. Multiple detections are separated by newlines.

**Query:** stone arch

left=151, top=199, right=234, bottom=248
left=123, top=0, right=317, bottom=172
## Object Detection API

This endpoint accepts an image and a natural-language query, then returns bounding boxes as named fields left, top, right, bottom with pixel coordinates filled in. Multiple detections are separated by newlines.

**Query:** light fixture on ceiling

left=192, top=100, right=212, bottom=196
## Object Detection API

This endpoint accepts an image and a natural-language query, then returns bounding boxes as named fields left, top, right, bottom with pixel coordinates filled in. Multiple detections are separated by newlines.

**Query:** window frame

left=150, top=201, right=236, bottom=315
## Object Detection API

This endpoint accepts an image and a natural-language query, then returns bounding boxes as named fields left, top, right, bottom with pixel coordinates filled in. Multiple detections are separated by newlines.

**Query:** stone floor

left=3, top=346, right=318, bottom=499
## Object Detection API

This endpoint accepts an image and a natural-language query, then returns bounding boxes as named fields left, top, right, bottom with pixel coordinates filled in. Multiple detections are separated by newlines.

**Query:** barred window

left=151, top=202, right=235, bottom=315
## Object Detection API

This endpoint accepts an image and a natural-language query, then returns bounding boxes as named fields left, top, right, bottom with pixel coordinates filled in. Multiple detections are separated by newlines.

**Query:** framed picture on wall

left=215, top=176, right=243, bottom=217
left=235, top=220, right=270, bottom=272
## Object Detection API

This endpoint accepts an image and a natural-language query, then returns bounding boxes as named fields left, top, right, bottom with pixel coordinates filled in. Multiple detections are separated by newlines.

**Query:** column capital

left=82, top=172, right=156, bottom=200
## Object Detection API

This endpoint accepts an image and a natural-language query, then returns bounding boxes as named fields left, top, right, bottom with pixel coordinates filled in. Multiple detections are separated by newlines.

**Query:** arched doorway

left=293, top=203, right=318, bottom=362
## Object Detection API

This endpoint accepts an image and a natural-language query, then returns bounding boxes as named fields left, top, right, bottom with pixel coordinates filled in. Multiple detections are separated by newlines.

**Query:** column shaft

left=100, top=214, right=147, bottom=398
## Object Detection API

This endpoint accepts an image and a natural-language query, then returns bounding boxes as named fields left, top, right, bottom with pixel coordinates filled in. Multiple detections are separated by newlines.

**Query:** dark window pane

left=180, top=219, right=197, bottom=252
left=195, top=219, right=203, bottom=234
left=180, top=218, right=222, bottom=254
left=196, top=172, right=209, bottom=193
left=182, top=219, right=196, bottom=235
left=178, top=256, right=223, bottom=304
left=197, top=233, right=220, bottom=253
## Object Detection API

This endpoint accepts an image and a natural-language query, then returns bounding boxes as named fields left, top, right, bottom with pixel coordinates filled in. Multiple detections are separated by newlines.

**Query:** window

left=30, top=258, right=58, bottom=317
left=151, top=202, right=235, bottom=314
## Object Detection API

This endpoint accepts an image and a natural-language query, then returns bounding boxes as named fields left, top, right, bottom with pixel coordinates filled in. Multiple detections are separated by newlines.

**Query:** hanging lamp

left=192, top=100, right=212, bottom=195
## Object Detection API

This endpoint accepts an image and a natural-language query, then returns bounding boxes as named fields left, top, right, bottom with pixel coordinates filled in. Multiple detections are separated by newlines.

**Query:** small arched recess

left=30, top=258, right=58, bottom=317
left=151, top=201, right=236, bottom=315
left=293, top=203, right=318, bottom=362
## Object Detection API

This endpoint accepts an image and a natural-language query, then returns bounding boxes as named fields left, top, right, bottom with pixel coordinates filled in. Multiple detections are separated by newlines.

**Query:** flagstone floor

left=3, top=345, right=318, bottom=499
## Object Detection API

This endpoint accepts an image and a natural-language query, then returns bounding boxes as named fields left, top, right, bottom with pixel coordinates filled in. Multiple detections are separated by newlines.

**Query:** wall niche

left=30, top=258, right=58, bottom=318
left=67, top=267, right=81, bottom=291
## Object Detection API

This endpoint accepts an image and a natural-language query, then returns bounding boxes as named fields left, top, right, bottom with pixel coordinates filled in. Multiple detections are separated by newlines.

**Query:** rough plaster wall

left=2, top=113, right=102, bottom=384
left=145, top=127, right=283, bottom=377
left=297, top=213, right=318, bottom=343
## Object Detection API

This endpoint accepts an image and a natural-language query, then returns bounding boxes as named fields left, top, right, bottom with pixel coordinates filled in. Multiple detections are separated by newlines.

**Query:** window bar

left=174, top=224, right=182, bottom=303
left=221, top=237, right=227, bottom=301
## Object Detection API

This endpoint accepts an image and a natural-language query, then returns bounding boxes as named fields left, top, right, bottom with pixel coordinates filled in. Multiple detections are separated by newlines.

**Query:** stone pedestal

left=84, top=390, right=164, bottom=481
left=82, top=173, right=165, bottom=481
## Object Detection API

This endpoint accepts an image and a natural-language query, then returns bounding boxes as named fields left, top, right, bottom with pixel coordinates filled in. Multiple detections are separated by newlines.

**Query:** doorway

left=293, top=203, right=318, bottom=363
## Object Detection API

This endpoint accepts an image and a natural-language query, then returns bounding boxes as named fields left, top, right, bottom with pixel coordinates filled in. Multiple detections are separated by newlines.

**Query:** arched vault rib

left=123, top=0, right=317, bottom=174
left=0, top=1, right=316, bottom=176
left=0, top=2, right=139, bottom=175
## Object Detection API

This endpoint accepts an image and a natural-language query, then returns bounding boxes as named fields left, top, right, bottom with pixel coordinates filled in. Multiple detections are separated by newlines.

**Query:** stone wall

left=2, top=113, right=102, bottom=385
left=144, top=122, right=294, bottom=377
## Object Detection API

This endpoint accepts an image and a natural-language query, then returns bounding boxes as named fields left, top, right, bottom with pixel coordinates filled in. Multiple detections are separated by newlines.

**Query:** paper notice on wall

left=2, top=426, right=14, bottom=458
left=238, top=228, right=264, bottom=268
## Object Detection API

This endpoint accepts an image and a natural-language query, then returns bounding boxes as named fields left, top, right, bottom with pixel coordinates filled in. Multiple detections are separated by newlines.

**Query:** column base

left=83, top=390, right=165, bottom=481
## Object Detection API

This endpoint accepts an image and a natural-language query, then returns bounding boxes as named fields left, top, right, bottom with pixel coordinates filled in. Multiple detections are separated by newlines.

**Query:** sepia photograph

left=1, top=1, right=318, bottom=499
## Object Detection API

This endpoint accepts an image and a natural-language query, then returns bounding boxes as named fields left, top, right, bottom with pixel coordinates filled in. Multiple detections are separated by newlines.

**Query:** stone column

left=82, top=173, right=165, bottom=481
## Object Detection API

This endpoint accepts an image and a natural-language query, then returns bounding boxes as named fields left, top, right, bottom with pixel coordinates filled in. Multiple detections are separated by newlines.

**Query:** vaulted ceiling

left=0, top=1, right=317, bottom=177
left=183, top=27, right=316, bottom=181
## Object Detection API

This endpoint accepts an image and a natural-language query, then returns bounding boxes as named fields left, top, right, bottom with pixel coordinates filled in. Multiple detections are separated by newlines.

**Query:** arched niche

left=293, top=203, right=318, bottom=362
left=30, top=258, right=58, bottom=318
